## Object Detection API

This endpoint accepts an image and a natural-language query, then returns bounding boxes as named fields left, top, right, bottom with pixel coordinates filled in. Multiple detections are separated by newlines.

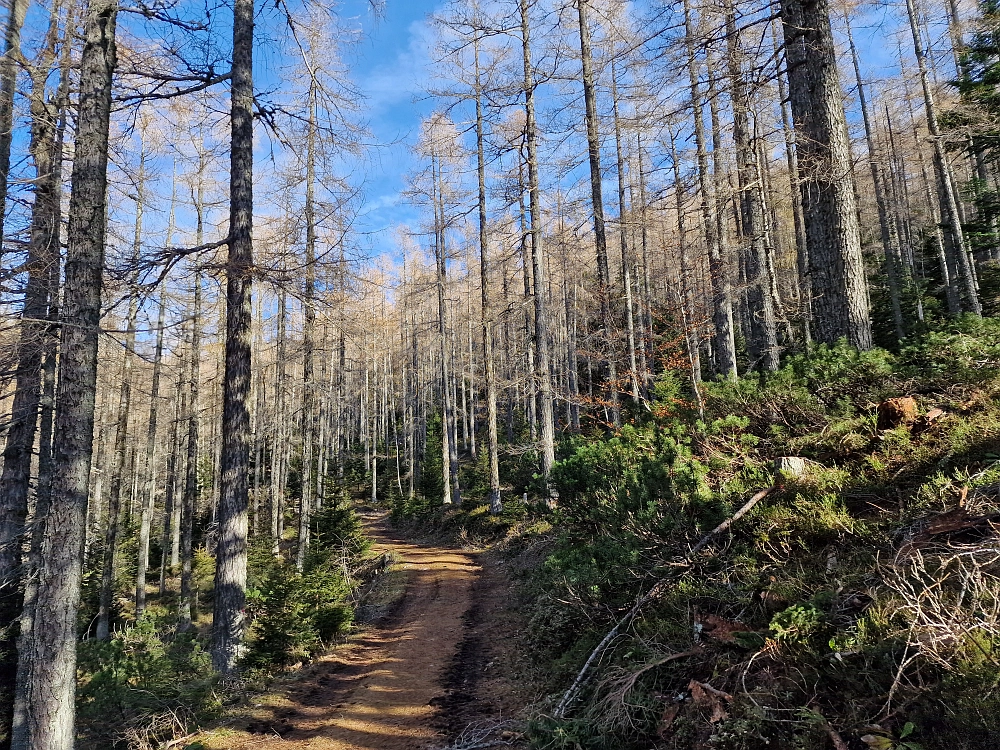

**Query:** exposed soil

left=193, top=514, right=530, bottom=750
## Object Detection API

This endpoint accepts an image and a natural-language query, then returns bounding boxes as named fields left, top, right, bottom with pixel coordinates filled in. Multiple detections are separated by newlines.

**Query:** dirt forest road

left=194, top=514, right=525, bottom=750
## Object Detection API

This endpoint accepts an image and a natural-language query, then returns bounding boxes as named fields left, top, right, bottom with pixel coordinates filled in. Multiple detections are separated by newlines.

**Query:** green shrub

left=76, top=621, right=219, bottom=748
left=243, top=503, right=362, bottom=669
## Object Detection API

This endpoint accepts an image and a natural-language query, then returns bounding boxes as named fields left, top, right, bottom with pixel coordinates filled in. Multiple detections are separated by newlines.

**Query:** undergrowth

left=76, top=496, right=373, bottom=748
left=395, top=316, right=1000, bottom=750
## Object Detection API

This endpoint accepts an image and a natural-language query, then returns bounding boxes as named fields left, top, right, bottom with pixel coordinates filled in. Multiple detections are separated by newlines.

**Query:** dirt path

left=195, top=515, right=517, bottom=750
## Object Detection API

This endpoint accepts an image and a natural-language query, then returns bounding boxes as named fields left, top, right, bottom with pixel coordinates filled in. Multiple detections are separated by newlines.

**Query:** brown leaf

left=688, top=680, right=730, bottom=723
left=657, top=704, right=681, bottom=737
left=698, top=613, right=753, bottom=644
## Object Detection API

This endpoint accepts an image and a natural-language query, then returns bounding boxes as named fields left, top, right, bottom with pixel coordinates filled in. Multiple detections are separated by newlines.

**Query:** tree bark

left=726, top=5, right=779, bottom=370
left=686, top=0, right=740, bottom=377
left=473, top=34, right=501, bottom=515
left=0, top=0, right=28, bottom=260
left=212, top=0, right=254, bottom=669
left=770, top=20, right=811, bottom=342
left=96, top=222, right=141, bottom=641
left=0, top=4, right=63, bottom=737
left=844, top=14, right=905, bottom=340
left=576, top=0, right=619, bottom=425
left=297, top=88, right=317, bottom=572
left=135, top=286, right=166, bottom=618
left=903, top=0, right=980, bottom=315
left=520, top=0, right=555, bottom=483
left=779, top=0, right=872, bottom=349
left=11, top=0, right=117, bottom=742
left=609, top=52, right=644, bottom=397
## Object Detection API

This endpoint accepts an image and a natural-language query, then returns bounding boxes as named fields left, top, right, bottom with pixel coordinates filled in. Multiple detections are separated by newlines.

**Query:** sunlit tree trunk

left=903, top=0, right=980, bottom=314
left=577, top=0, right=620, bottom=425
left=780, top=0, right=872, bottom=348
left=96, top=148, right=144, bottom=641
left=11, top=0, right=117, bottom=741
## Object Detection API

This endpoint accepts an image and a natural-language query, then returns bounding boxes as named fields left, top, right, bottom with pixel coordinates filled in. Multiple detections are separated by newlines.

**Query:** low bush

left=519, top=322, right=1000, bottom=750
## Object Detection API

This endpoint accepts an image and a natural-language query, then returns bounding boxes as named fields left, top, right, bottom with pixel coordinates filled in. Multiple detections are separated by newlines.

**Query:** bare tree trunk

left=780, top=0, right=872, bottom=349
left=576, top=0, right=619, bottom=425
left=903, top=0, right=980, bottom=314
left=11, top=0, right=117, bottom=741
left=473, top=35, right=501, bottom=514
left=212, top=0, right=254, bottom=672
left=771, top=20, right=810, bottom=341
left=668, top=125, right=702, bottom=388
left=96, top=180, right=142, bottom=641
left=270, top=288, right=287, bottom=555
left=159, top=353, right=184, bottom=596
left=726, top=5, right=779, bottom=370
left=844, top=14, right=906, bottom=340
left=16, top=3, right=68, bottom=715
left=610, top=53, right=644, bottom=398
left=432, top=155, right=456, bottom=506
left=178, top=270, right=200, bottom=633
left=0, top=0, right=28, bottom=261
left=0, top=5, right=62, bottom=735
left=135, top=287, right=166, bottom=618
left=297, top=89, right=317, bottom=572
left=686, top=0, right=740, bottom=378
left=519, top=0, right=555, bottom=483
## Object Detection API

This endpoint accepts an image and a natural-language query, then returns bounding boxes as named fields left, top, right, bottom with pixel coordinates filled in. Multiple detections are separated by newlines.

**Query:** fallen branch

left=553, top=484, right=777, bottom=718
left=809, top=708, right=850, bottom=750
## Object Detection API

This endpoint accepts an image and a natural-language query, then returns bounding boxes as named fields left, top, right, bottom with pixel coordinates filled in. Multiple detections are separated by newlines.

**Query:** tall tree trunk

left=270, top=288, right=287, bottom=555
left=705, top=53, right=738, bottom=378
left=610, top=53, right=644, bottom=397
left=0, top=0, right=28, bottom=261
left=726, top=5, right=779, bottom=370
left=686, top=0, right=740, bottom=377
left=135, top=287, right=166, bottom=618
left=844, top=14, right=905, bottom=340
left=903, top=0, right=980, bottom=314
left=770, top=20, right=810, bottom=341
left=96, top=160, right=143, bottom=640
left=179, top=151, right=207, bottom=629
left=473, top=35, right=501, bottom=515
left=0, top=3, right=62, bottom=736
left=433, top=156, right=455, bottom=505
left=780, top=0, right=872, bottom=348
left=520, top=0, right=555, bottom=483
left=297, top=90, right=317, bottom=572
left=668, top=125, right=703, bottom=390
left=212, top=0, right=254, bottom=672
left=159, top=352, right=184, bottom=596
left=178, top=265, right=201, bottom=632
left=11, top=0, right=117, bottom=742
left=576, top=0, right=619, bottom=425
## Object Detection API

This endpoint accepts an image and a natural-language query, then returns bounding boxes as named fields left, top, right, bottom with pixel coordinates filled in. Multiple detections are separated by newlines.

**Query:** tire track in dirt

left=195, top=515, right=480, bottom=750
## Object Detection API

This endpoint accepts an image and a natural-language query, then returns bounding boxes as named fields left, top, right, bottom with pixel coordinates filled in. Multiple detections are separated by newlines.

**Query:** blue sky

left=338, top=0, right=443, bottom=259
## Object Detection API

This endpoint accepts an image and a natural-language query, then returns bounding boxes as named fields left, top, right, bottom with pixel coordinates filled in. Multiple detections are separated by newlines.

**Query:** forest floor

left=187, top=513, right=531, bottom=750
